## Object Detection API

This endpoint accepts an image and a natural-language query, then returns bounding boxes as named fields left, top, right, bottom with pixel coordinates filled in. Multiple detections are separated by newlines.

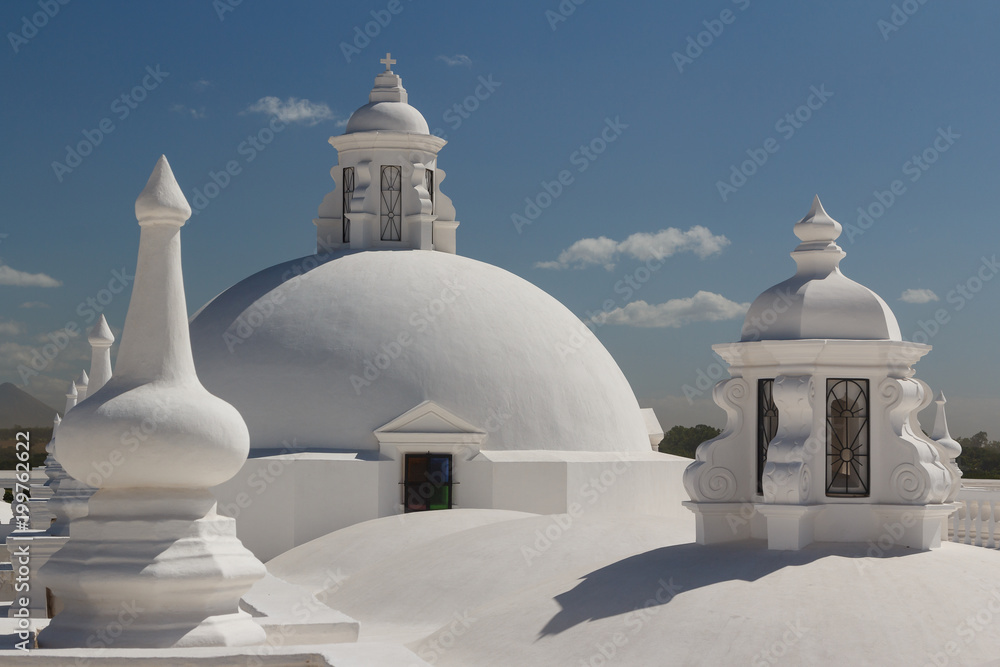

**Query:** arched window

left=757, top=379, right=779, bottom=494
left=826, top=379, right=870, bottom=497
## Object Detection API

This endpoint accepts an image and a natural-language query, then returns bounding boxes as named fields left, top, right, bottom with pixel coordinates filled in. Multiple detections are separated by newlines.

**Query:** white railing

left=950, top=480, right=1000, bottom=548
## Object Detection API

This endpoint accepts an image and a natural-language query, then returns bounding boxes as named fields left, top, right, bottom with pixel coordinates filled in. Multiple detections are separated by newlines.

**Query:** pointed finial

left=64, top=381, right=78, bottom=414
left=931, top=390, right=953, bottom=441
left=793, top=195, right=842, bottom=246
left=66, top=381, right=77, bottom=398
left=135, top=155, right=192, bottom=226
left=77, top=369, right=89, bottom=387
left=380, top=52, right=396, bottom=71
left=88, top=314, right=114, bottom=346
left=53, top=413, right=61, bottom=428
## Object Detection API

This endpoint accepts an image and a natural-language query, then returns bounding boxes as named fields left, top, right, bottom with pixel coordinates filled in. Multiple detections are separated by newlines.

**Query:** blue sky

left=1, top=0, right=999, bottom=437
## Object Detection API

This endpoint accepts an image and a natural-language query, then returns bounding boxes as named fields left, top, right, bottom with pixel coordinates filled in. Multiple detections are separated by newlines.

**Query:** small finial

left=77, top=369, right=89, bottom=387
left=380, top=52, right=397, bottom=71
left=88, top=314, right=114, bottom=346
left=66, top=381, right=77, bottom=398
left=135, top=155, right=192, bottom=226
left=793, top=195, right=842, bottom=246
left=931, top=390, right=954, bottom=442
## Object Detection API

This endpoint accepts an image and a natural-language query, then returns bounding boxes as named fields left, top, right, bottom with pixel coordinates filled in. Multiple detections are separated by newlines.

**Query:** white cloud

left=900, top=289, right=939, bottom=304
left=243, top=96, right=336, bottom=126
left=537, top=226, right=729, bottom=271
left=0, top=265, right=61, bottom=287
left=18, top=301, right=48, bottom=309
left=0, top=320, right=25, bottom=336
left=192, top=79, right=214, bottom=91
left=595, top=291, right=750, bottom=328
left=170, top=104, right=206, bottom=119
left=437, top=54, right=473, bottom=67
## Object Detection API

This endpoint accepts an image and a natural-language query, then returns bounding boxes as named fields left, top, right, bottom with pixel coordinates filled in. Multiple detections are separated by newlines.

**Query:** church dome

left=343, top=56, right=429, bottom=135
left=345, top=101, right=429, bottom=135
left=189, top=250, right=651, bottom=453
left=740, top=196, right=901, bottom=342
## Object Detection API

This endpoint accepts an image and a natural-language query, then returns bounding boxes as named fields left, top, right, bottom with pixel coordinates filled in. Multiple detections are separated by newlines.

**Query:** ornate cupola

left=314, top=53, right=460, bottom=254
left=683, top=196, right=959, bottom=550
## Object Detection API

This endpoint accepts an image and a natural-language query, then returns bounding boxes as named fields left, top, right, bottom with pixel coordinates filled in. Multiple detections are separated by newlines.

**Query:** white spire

left=114, top=155, right=197, bottom=384
left=75, top=369, right=89, bottom=402
left=87, top=314, right=114, bottom=395
left=39, top=156, right=265, bottom=649
left=63, top=381, right=77, bottom=414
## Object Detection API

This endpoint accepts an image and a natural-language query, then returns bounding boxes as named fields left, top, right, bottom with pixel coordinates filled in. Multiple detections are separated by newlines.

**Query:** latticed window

left=403, top=453, right=452, bottom=512
left=757, top=379, right=779, bottom=494
left=341, top=167, right=354, bottom=244
left=826, top=379, right=870, bottom=497
left=380, top=165, right=402, bottom=241
left=425, top=168, right=434, bottom=244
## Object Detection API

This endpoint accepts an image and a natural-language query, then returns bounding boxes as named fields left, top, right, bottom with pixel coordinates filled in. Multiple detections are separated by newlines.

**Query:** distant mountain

left=0, top=383, right=59, bottom=428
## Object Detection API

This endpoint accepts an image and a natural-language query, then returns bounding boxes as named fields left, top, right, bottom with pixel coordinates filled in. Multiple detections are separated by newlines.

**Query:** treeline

left=659, top=425, right=1000, bottom=481
left=0, top=427, right=52, bottom=469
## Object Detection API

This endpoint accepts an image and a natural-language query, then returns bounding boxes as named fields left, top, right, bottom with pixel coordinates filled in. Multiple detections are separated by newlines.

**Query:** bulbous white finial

left=793, top=195, right=842, bottom=246
left=135, top=155, right=192, bottom=226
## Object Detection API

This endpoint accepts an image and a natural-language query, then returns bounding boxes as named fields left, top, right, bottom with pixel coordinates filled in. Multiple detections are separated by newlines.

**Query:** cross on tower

left=380, top=52, right=396, bottom=71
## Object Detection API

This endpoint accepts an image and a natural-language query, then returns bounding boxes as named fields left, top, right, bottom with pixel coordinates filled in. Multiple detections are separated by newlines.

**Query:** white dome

left=741, top=270, right=901, bottom=341
left=741, top=196, right=901, bottom=342
left=345, top=101, right=429, bottom=134
left=190, top=250, right=650, bottom=453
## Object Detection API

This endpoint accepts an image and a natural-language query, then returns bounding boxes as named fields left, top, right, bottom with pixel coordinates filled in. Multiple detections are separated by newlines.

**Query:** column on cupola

left=313, top=54, right=460, bottom=254
left=38, top=156, right=265, bottom=648
left=684, top=196, right=959, bottom=551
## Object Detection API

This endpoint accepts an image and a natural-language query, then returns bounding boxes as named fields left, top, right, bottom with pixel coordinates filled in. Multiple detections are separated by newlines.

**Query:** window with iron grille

left=425, top=168, right=434, bottom=244
left=341, top=167, right=354, bottom=244
left=403, top=453, right=453, bottom=512
left=826, top=379, right=870, bottom=497
left=380, top=165, right=402, bottom=241
left=757, top=379, right=779, bottom=494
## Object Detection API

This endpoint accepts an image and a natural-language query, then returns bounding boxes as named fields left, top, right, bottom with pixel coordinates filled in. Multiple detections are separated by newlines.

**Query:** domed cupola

left=683, top=196, right=959, bottom=552
left=741, top=196, right=901, bottom=342
left=314, top=53, right=460, bottom=254
left=344, top=53, right=430, bottom=135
